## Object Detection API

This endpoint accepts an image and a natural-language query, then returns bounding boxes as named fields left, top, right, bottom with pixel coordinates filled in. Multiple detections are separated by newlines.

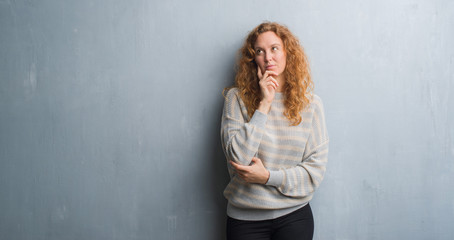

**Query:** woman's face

left=254, top=31, right=287, bottom=78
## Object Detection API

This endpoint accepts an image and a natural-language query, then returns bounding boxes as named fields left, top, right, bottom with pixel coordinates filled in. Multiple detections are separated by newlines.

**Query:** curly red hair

left=226, top=22, right=313, bottom=126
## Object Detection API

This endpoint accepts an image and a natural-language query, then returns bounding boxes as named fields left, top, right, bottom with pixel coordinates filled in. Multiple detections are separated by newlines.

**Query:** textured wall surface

left=1, top=0, right=453, bottom=239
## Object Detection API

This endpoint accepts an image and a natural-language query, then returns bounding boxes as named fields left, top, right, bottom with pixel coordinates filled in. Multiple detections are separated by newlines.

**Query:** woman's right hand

left=257, top=66, right=279, bottom=113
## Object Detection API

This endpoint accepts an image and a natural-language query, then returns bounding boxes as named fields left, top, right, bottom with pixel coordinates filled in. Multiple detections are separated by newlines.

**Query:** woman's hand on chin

left=257, top=66, right=278, bottom=114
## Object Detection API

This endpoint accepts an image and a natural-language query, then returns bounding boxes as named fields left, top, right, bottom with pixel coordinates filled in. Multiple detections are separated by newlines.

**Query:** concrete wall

left=1, top=0, right=453, bottom=239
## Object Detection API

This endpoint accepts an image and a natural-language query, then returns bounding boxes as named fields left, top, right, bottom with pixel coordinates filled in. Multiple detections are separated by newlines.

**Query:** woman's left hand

left=230, top=157, right=270, bottom=184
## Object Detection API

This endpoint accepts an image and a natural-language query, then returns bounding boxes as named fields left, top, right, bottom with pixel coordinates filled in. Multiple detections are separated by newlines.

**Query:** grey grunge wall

left=1, top=0, right=453, bottom=239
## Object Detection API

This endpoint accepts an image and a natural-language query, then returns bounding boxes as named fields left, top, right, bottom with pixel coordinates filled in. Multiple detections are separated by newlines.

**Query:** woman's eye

left=256, top=49, right=263, bottom=55
left=272, top=47, right=278, bottom=51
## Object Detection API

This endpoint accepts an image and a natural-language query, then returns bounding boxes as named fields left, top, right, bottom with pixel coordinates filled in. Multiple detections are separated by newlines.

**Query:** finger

left=230, top=161, right=240, bottom=169
left=266, top=81, right=278, bottom=90
left=259, top=70, right=276, bottom=81
left=261, top=74, right=277, bottom=84
left=257, top=66, right=263, bottom=79
left=251, top=158, right=264, bottom=168
left=260, top=78, right=277, bottom=91
left=230, top=161, right=246, bottom=171
left=259, top=71, right=268, bottom=82
left=264, top=78, right=279, bottom=89
left=266, top=76, right=279, bottom=87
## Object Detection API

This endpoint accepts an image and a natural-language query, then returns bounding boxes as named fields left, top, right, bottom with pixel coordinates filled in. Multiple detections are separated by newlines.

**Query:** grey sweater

left=221, top=88, right=329, bottom=221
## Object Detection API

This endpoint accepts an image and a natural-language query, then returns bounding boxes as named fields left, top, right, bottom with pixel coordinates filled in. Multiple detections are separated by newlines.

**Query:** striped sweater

left=220, top=88, right=329, bottom=221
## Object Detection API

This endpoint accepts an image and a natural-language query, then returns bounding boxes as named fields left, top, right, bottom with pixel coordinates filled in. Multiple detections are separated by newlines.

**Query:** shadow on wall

left=208, top=101, right=230, bottom=240
left=206, top=50, right=237, bottom=239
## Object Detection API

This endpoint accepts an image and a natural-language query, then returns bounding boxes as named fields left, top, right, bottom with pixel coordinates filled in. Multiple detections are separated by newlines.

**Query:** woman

left=220, top=22, right=329, bottom=240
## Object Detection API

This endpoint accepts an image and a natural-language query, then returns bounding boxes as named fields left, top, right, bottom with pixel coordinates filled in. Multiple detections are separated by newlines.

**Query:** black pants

left=226, top=204, right=314, bottom=240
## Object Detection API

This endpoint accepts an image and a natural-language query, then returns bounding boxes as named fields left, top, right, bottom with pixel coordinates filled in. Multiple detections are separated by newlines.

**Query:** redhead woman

left=220, top=22, right=329, bottom=240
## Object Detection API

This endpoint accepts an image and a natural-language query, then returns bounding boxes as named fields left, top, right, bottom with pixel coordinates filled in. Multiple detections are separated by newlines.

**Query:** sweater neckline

left=274, top=92, right=284, bottom=100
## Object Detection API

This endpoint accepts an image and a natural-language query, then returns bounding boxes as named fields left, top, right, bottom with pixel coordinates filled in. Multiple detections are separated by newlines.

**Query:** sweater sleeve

left=220, top=88, right=268, bottom=166
left=266, top=96, right=329, bottom=198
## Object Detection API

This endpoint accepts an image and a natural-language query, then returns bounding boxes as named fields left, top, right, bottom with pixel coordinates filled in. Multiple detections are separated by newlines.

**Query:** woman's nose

left=265, top=52, right=273, bottom=62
